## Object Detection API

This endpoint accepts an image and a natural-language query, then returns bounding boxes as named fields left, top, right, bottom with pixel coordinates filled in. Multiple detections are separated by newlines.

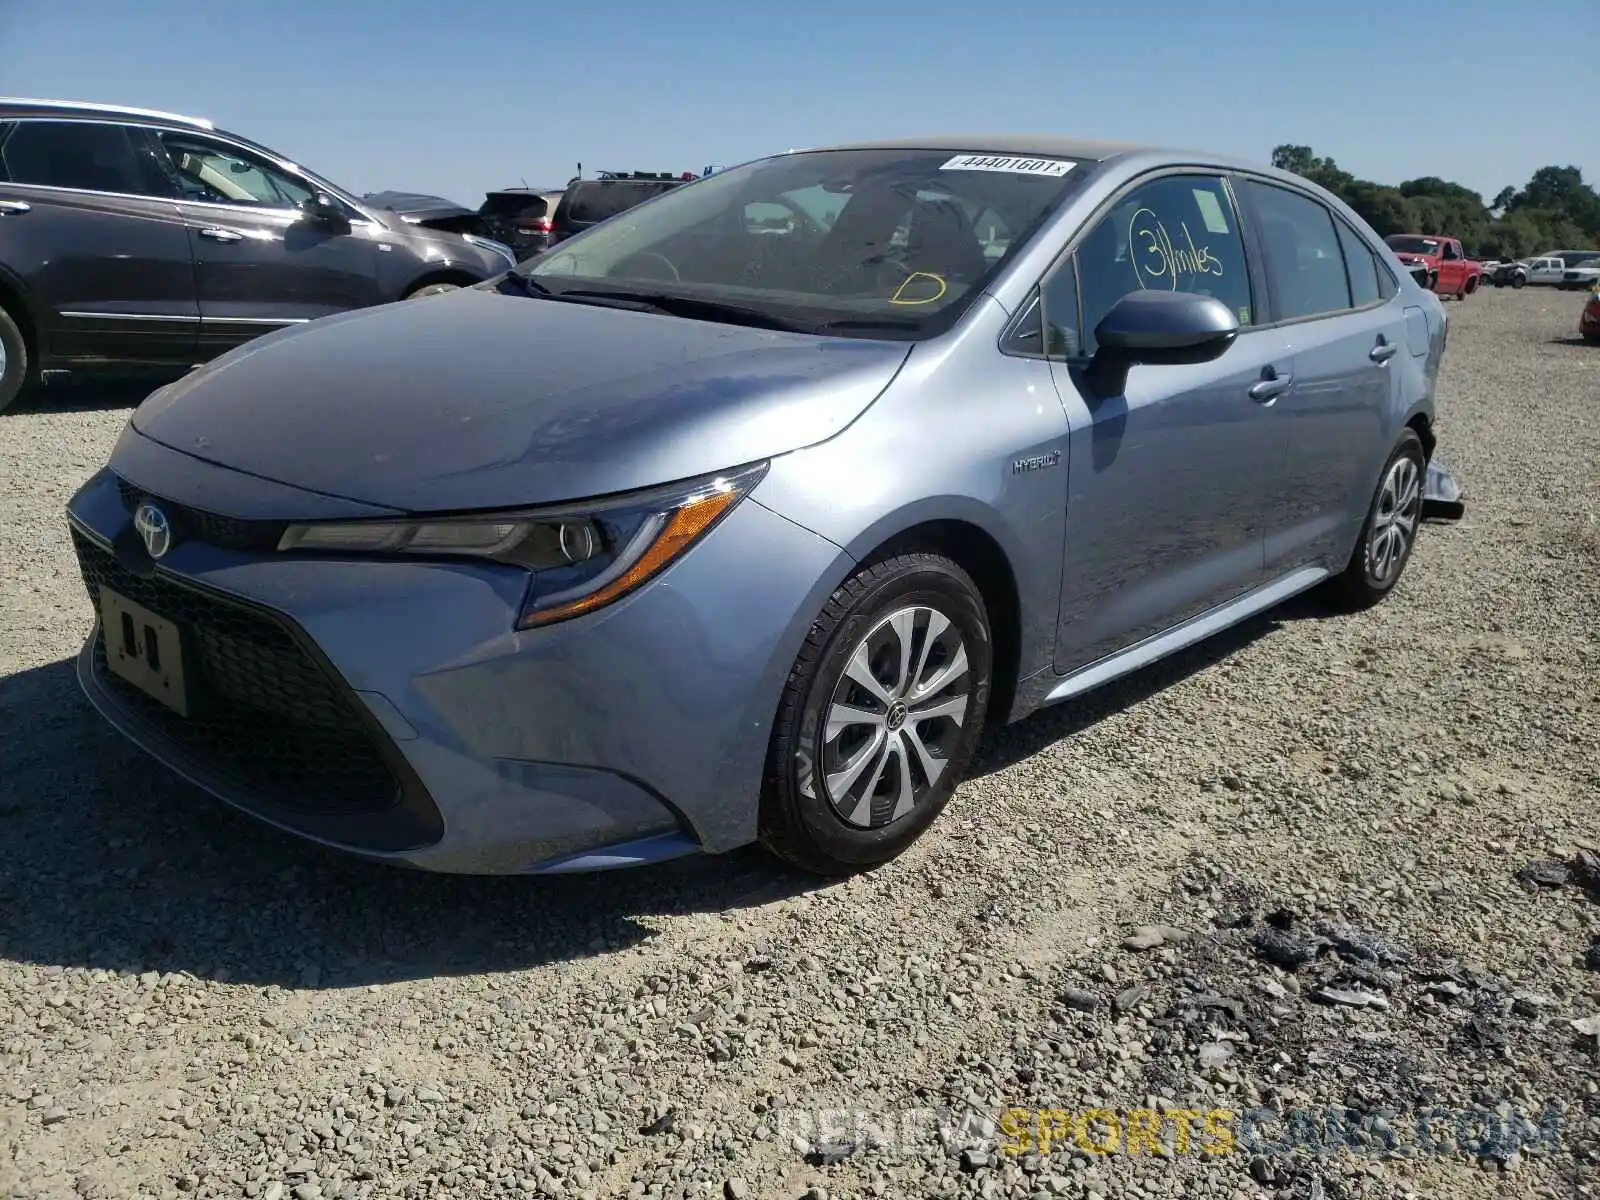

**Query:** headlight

left=277, top=462, right=768, bottom=629
left=461, top=233, right=517, bottom=268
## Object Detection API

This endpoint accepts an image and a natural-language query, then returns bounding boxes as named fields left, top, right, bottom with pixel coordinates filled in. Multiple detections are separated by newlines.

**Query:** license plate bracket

left=100, top=586, right=191, bottom=716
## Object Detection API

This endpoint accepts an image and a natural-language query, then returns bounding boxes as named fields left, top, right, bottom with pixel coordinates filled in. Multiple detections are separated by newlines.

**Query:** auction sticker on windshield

left=940, top=155, right=1076, bottom=177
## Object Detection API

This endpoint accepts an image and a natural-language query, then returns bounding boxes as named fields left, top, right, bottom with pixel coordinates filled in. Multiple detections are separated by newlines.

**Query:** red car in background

left=1580, top=289, right=1600, bottom=345
left=1385, top=234, right=1483, bottom=299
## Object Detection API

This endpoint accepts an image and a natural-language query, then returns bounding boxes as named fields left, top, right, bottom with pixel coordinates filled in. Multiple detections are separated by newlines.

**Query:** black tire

left=1425, top=272, right=1438, bottom=292
left=1511, top=273, right=1526, bottom=289
left=405, top=282, right=461, bottom=300
left=1583, top=333, right=1600, bottom=346
left=758, top=552, right=993, bottom=876
left=0, top=305, right=28, bottom=414
left=1327, top=430, right=1427, bottom=611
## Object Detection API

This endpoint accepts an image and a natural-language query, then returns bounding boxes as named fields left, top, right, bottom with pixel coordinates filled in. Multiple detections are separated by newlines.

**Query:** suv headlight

left=277, top=462, right=768, bottom=628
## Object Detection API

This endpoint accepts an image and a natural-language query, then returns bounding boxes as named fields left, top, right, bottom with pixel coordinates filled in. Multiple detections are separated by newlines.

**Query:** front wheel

left=0, top=306, right=29, bottom=414
left=405, top=282, right=461, bottom=300
left=759, top=553, right=992, bottom=876
left=1327, top=430, right=1426, bottom=611
left=1511, top=273, right=1526, bottom=289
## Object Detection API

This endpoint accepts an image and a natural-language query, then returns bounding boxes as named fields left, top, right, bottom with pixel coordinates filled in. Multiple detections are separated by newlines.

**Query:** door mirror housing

left=1084, top=290, right=1240, bottom=398
left=298, top=192, right=351, bottom=233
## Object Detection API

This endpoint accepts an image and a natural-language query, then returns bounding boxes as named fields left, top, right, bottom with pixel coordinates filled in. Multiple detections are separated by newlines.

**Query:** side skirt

left=1040, top=566, right=1329, bottom=707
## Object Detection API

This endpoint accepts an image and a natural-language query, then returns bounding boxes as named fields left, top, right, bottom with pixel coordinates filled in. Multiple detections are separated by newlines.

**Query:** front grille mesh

left=73, top=528, right=400, bottom=815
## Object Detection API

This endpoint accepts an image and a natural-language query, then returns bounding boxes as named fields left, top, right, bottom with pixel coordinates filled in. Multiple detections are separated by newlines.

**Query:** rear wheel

left=0, top=306, right=28, bottom=414
left=1511, top=273, right=1526, bottom=289
left=1328, top=430, right=1426, bottom=611
left=759, top=553, right=992, bottom=876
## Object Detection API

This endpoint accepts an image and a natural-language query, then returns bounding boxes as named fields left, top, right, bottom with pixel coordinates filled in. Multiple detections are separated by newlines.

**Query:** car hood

left=130, top=288, right=912, bottom=512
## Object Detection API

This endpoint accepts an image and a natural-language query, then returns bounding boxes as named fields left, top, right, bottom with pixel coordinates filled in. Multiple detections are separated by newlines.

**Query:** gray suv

left=0, top=97, right=517, bottom=412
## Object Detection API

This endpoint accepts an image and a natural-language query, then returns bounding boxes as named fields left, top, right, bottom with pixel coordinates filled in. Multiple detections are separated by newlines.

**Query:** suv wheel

left=759, top=553, right=992, bottom=876
left=1511, top=273, right=1527, bottom=289
left=1328, top=430, right=1426, bottom=610
left=0, top=306, right=28, bottom=414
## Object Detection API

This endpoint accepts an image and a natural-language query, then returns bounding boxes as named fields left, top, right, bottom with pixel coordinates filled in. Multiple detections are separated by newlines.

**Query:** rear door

left=0, top=119, right=197, bottom=365
left=149, top=130, right=380, bottom=354
left=1235, top=178, right=1400, bottom=576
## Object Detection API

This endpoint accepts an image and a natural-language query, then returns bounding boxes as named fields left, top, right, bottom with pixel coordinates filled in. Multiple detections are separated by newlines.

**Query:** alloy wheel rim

left=1368, top=456, right=1422, bottom=585
left=0, top=338, right=7, bottom=380
left=821, top=604, right=971, bottom=829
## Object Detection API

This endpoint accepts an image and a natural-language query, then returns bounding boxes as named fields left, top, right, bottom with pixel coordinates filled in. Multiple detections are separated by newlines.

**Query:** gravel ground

left=0, top=286, right=1596, bottom=1200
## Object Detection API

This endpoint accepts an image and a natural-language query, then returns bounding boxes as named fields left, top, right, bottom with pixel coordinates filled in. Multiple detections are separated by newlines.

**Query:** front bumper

left=66, top=454, right=850, bottom=874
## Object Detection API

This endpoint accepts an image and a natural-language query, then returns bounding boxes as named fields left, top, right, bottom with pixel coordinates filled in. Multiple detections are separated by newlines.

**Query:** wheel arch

left=0, top=266, right=40, bottom=371
left=842, top=512, right=1026, bottom=730
left=1405, top=410, right=1435, bottom=461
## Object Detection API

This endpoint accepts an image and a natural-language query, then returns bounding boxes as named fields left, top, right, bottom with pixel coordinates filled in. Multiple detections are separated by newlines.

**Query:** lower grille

left=72, top=527, right=401, bottom=819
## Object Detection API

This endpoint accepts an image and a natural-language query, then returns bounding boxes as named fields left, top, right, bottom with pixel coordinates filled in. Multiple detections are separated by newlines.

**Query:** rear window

left=482, top=191, right=556, bottom=218
left=563, top=181, right=678, bottom=224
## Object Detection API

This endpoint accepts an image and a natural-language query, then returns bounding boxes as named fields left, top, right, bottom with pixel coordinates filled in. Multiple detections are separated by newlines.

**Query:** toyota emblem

left=132, top=501, right=173, bottom=560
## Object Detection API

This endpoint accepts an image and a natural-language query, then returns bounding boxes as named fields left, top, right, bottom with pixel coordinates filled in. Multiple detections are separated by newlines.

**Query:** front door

left=149, top=131, right=379, bottom=354
left=1044, top=172, right=1292, bottom=675
left=0, top=119, right=197, bottom=365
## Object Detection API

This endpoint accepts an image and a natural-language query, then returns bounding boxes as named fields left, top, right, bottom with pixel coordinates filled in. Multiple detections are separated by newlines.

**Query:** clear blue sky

left=3, top=0, right=1593, bottom=206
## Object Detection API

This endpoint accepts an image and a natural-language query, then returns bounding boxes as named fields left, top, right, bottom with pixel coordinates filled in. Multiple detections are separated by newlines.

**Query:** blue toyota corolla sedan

left=66, top=135, right=1459, bottom=877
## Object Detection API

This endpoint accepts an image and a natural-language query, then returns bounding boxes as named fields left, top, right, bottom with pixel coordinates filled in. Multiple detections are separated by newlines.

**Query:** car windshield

left=1385, top=236, right=1441, bottom=255
left=523, top=148, right=1091, bottom=339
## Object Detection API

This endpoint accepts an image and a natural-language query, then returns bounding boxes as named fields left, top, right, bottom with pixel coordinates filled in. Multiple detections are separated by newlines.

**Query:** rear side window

left=1241, top=180, right=1351, bottom=320
left=1073, top=173, right=1253, bottom=357
left=1334, top=219, right=1383, bottom=307
left=0, top=120, right=155, bottom=195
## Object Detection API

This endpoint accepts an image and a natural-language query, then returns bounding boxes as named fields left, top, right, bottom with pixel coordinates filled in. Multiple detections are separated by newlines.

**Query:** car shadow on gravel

left=0, top=591, right=1338, bottom=989
left=971, top=589, right=1332, bottom=778
left=0, top=657, right=817, bottom=990
left=1, top=372, right=184, bottom=416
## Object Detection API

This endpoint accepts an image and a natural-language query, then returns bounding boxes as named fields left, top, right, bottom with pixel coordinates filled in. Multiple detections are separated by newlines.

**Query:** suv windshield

left=524, top=148, right=1091, bottom=339
left=1385, top=236, right=1441, bottom=255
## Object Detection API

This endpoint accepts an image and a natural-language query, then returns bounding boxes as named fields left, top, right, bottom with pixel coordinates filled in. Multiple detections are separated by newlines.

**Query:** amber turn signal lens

left=517, top=486, right=742, bottom=628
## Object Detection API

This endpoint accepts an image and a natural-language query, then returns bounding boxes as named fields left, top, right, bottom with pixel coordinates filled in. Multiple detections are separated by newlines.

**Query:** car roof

left=0, top=95, right=214, bottom=130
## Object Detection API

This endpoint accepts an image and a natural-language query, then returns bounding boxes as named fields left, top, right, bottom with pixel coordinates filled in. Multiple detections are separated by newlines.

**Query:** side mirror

left=1084, top=290, right=1239, bottom=396
left=298, top=192, right=351, bottom=233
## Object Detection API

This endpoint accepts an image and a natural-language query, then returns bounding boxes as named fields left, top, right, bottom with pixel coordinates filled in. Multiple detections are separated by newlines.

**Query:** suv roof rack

left=0, top=96, right=214, bottom=130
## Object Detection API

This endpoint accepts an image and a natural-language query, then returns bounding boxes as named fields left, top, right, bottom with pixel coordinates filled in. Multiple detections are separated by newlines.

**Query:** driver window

left=1073, top=174, right=1253, bottom=358
left=158, top=134, right=313, bottom=209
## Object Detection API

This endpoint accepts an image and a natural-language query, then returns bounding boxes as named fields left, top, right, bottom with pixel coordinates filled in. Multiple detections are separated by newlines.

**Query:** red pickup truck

left=1384, top=234, right=1483, bottom=299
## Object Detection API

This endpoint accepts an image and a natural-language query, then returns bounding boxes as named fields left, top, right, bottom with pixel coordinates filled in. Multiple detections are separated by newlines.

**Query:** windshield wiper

left=810, top=317, right=923, bottom=335
left=495, top=271, right=552, bottom=298
left=549, top=289, right=814, bottom=333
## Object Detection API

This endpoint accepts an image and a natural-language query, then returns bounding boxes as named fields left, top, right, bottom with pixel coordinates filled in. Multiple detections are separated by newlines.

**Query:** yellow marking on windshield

left=889, top=272, right=948, bottom=305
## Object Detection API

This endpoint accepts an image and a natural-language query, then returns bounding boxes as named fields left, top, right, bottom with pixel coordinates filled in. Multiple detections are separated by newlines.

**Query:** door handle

left=1369, top=341, right=1399, bottom=363
left=197, top=226, right=244, bottom=243
left=1248, top=372, right=1293, bottom=404
left=0, top=200, right=31, bottom=215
